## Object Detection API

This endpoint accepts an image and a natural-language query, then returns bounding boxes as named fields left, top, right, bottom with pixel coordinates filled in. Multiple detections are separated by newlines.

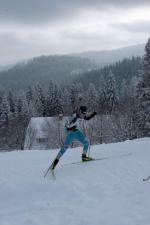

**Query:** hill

left=72, top=43, right=145, bottom=64
left=0, top=55, right=94, bottom=91
left=73, top=56, right=142, bottom=89
left=0, top=44, right=145, bottom=92
left=0, top=138, right=150, bottom=225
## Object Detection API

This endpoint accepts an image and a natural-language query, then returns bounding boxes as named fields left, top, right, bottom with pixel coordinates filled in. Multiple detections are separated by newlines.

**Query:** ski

left=143, top=175, right=150, bottom=182
left=65, top=157, right=102, bottom=165
left=44, top=152, right=132, bottom=175
left=63, top=152, right=132, bottom=166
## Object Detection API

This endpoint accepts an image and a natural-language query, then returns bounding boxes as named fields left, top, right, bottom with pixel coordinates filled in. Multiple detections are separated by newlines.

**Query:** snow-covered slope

left=0, top=138, right=150, bottom=225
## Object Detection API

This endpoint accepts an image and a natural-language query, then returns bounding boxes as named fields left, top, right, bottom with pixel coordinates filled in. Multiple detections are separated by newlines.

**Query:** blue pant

left=56, top=130, right=89, bottom=159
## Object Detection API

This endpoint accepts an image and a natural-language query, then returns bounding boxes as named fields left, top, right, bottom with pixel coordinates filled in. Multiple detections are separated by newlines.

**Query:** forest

left=0, top=39, right=150, bottom=151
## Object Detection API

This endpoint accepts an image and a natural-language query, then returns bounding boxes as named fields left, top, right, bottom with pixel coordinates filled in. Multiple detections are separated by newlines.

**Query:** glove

left=93, top=112, right=97, bottom=116
left=66, top=125, right=77, bottom=131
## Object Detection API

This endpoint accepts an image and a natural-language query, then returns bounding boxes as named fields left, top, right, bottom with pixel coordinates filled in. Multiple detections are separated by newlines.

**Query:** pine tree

left=0, top=94, right=10, bottom=122
left=136, top=38, right=150, bottom=137
left=46, top=80, right=63, bottom=116
left=52, top=82, right=63, bottom=116
left=20, top=91, right=30, bottom=116
left=26, top=86, right=34, bottom=105
left=34, top=83, right=46, bottom=116
left=0, top=93, right=10, bottom=150
left=61, top=88, right=71, bottom=115
left=46, top=80, right=53, bottom=116
left=7, top=90, right=15, bottom=114
left=104, top=70, right=119, bottom=113
left=10, top=92, right=30, bottom=150
left=0, top=88, right=5, bottom=105
left=87, top=83, right=98, bottom=111
left=69, top=83, right=84, bottom=112
left=15, top=96, right=23, bottom=115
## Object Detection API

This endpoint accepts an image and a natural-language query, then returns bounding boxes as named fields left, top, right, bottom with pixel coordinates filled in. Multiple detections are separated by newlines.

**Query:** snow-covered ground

left=0, top=138, right=150, bottom=225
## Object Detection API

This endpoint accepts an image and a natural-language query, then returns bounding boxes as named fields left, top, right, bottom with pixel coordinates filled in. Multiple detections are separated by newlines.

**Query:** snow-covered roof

left=29, top=117, right=53, bottom=129
left=28, top=117, right=54, bottom=138
left=28, top=117, right=66, bottom=138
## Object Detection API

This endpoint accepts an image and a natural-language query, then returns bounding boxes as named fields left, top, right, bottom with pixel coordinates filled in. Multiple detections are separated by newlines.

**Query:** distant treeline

left=73, top=56, right=142, bottom=90
left=0, top=55, right=95, bottom=91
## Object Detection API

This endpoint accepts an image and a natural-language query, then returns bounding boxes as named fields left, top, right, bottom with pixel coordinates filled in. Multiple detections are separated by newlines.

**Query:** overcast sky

left=0, top=0, right=150, bottom=65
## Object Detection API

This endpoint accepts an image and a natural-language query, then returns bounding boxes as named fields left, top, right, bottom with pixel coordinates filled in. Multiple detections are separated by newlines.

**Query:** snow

left=0, top=138, right=150, bottom=225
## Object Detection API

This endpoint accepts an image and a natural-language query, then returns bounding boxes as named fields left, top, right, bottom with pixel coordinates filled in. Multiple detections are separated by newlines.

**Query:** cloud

left=111, top=20, right=150, bottom=33
left=0, top=0, right=149, bottom=65
left=60, top=27, right=108, bottom=41
left=0, top=0, right=150, bottom=25
left=0, top=31, right=48, bottom=64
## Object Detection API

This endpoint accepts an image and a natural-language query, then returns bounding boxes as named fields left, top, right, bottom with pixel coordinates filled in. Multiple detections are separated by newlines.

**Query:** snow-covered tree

left=15, top=96, right=23, bottom=115
left=104, top=70, right=119, bottom=113
left=61, top=88, right=72, bottom=115
left=34, top=83, right=46, bottom=116
left=135, top=38, right=150, bottom=137
left=15, top=92, right=31, bottom=116
left=69, top=83, right=84, bottom=112
left=26, top=86, right=34, bottom=105
left=7, top=90, right=15, bottom=114
left=0, top=94, right=10, bottom=122
left=87, top=83, right=98, bottom=111
left=20, top=91, right=31, bottom=116
left=46, top=80, right=63, bottom=116
left=0, top=88, right=5, bottom=105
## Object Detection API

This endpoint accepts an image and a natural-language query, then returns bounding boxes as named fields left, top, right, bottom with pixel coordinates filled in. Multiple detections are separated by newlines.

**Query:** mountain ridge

left=71, top=43, right=145, bottom=64
left=0, top=43, right=145, bottom=91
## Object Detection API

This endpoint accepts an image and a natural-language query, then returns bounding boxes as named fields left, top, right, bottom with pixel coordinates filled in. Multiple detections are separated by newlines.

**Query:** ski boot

left=51, top=158, right=59, bottom=170
left=82, top=154, right=93, bottom=162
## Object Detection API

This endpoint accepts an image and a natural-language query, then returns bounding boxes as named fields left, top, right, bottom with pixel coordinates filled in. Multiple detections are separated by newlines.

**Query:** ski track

left=0, top=138, right=150, bottom=225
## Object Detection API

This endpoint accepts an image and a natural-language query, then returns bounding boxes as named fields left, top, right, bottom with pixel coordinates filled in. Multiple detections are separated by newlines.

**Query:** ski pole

left=87, top=143, right=91, bottom=157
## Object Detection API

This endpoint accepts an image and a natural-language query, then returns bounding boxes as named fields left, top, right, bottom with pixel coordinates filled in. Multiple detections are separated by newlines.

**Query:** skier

left=50, top=106, right=97, bottom=170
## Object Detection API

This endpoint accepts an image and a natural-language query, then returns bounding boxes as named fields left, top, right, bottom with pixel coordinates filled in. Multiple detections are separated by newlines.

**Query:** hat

left=79, top=106, right=87, bottom=113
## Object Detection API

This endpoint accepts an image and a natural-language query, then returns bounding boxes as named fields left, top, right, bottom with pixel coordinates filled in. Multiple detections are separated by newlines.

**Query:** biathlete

left=51, top=106, right=97, bottom=170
